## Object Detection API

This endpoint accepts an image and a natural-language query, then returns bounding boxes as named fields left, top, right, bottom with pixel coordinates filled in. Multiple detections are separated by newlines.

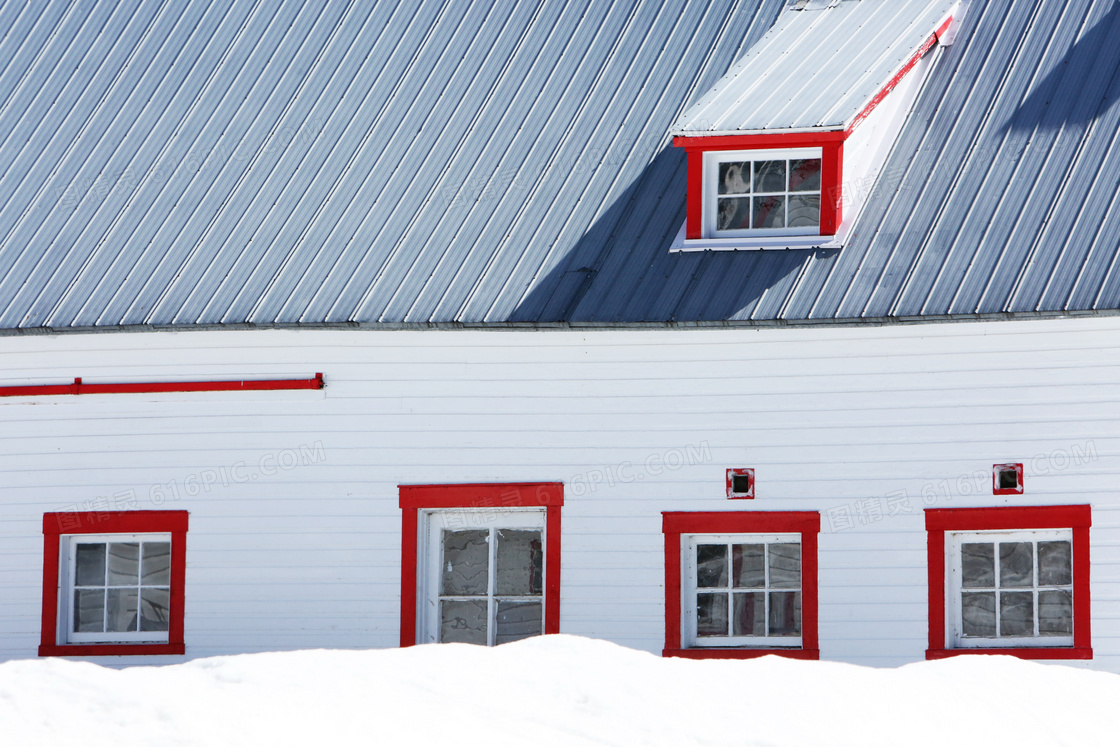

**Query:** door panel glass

left=495, top=530, right=542, bottom=596
left=495, top=601, right=542, bottom=644
left=440, top=599, right=488, bottom=645
left=441, top=530, right=489, bottom=596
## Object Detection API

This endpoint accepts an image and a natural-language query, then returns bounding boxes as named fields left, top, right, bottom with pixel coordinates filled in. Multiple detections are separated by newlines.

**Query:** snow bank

left=2, top=636, right=1118, bottom=746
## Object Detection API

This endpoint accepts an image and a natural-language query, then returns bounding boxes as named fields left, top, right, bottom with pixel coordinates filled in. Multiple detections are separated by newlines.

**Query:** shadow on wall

left=1000, top=1, right=1120, bottom=135
left=510, top=146, right=826, bottom=324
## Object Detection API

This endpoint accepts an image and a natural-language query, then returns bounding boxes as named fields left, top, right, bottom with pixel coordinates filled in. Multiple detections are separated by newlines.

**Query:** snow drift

left=2, top=635, right=1117, bottom=746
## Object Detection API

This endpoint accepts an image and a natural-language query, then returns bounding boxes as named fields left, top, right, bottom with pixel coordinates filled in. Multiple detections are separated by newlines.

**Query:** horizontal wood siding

left=0, top=317, right=1118, bottom=667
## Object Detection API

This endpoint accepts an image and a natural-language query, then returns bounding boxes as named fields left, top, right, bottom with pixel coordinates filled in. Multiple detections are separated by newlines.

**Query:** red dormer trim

left=674, top=131, right=845, bottom=240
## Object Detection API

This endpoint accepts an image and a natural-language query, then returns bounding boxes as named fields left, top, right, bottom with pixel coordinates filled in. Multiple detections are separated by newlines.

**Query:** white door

left=421, top=509, right=546, bottom=645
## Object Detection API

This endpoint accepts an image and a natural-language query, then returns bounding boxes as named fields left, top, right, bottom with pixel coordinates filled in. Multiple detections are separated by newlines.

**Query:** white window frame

left=946, top=528, right=1075, bottom=649
left=702, top=148, right=824, bottom=240
left=62, top=533, right=173, bottom=644
left=682, top=532, right=803, bottom=649
left=419, top=509, right=546, bottom=646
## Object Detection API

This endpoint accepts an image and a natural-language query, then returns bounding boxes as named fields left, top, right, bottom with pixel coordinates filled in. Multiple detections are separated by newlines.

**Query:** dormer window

left=709, top=149, right=822, bottom=237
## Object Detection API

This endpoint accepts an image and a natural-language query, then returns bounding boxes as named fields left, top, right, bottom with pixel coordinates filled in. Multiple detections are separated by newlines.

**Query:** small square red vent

left=726, top=468, right=755, bottom=499
left=993, top=463, right=1024, bottom=495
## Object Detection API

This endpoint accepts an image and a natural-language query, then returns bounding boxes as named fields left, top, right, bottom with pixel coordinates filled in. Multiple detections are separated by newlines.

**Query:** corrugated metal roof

left=671, top=0, right=958, bottom=135
left=0, top=0, right=1119, bottom=330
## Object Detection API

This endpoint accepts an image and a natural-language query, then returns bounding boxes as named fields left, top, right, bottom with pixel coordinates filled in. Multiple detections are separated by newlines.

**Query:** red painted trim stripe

left=40, top=511, right=189, bottom=657
left=2, top=373, right=325, bottom=398
left=845, top=15, right=953, bottom=137
left=399, top=482, right=564, bottom=509
left=399, top=507, right=419, bottom=647
left=686, top=150, right=703, bottom=239
left=545, top=505, right=562, bottom=635
left=662, top=511, right=820, bottom=659
left=924, top=504, right=1092, bottom=661
left=673, top=131, right=846, bottom=150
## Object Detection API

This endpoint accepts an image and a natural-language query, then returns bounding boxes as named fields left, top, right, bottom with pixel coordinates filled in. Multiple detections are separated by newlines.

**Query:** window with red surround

left=662, top=511, right=819, bottom=660
left=993, top=463, right=1024, bottom=495
left=726, top=468, right=755, bottom=499
left=40, top=511, right=188, bottom=657
left=926, top=505, right=1091, bottom=660
left=399, top=483, right=562, bottom=647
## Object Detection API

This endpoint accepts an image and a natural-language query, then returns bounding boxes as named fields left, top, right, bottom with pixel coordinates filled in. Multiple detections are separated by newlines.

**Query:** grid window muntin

left=947, top=529, right=1074, bottom=648
left=64, top=533, right=172, bottom=644
left=423, top=509, right=546, bottom=647
left=684, top=533, right=802, bottom=648
left=704, top=148, right=823, bottom=238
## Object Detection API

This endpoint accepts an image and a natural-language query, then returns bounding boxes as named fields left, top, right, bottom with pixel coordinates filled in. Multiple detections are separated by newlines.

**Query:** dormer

left=671, top=0, right=963, bottom=252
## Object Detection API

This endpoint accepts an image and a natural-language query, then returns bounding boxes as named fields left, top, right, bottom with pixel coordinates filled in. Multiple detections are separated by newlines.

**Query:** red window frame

left=662, top=511, right=820, bottom=660
left=40, top=511, right=188, bottom=657
left=398, top=482, right=563, bottom=647
left=925, top=505, right=1092, bottom=660
left=674, top=131, right=845, bottom=240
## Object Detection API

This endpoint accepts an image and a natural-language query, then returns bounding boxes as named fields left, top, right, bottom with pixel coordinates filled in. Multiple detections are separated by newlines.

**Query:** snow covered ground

left=2, top=635, right=1118, bottom=746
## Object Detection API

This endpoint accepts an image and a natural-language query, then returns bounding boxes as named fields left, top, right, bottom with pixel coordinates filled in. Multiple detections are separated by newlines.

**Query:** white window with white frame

left=947, top=529, right=1074, bottom=648
left=420, top=510, right=546, bottom=646
left=703, top=148, right=823, bottom=238
left=63, top=534, right=172, bottom=643
left=683, top=533, right=802, bottom=648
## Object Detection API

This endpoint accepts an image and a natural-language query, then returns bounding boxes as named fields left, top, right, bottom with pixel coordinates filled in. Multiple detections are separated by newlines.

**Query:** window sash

left=947, top=529, right=1075, bottom=648
left=683, top=532, right=803, bottom=648
left=703, top=148, right=823, bottom=239
left=421, top=509, right=546, bottom=646
left=64, top=533, right=172, bottom=644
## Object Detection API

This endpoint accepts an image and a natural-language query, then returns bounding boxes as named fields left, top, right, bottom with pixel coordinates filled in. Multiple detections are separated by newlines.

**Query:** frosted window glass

left=732, top=544, right=765, bottom=588
left=732, top=592, right=765, bottom=636
left=106, top=588, right=139, bottom=633
left=717, top=197, right=751, bottom=230
left=1000, top=591, right=1034, bottom=636
left=495, top=601, right=542, bottom=644
left=441, top=530, right=488, bottom=596
left=75, top=543, right=106, bottom=586
left=696, top=545, right=727, bottom=588
left=753, top=160, right=786, bottom=192
left=495, top=530, right=542, bottom=596
left=769, top=543, right=801, bottom=588
left=718, top=162, right=751, bottom=194
left=1038, top=541, right=1072, bottom=586
left=787, top=195, right=820, bottom=228
left=1038, top=590, right=1073, bottom=635
left=440, top=599, right=487, bottom=645
left=696, top=593, right=728, bottom=637
left=141, top=542, right=171, bottom=586
left=74, top=589, right=105, bottom=633
left=752, top=195, right=785, bottom=229
left=961, top=543, right=995, bottom=588
left=769, top=591, right=801, bottom=636
left=1000, top=543, right=1034, bottom=588
left=789, top=159, right=821, bottom=192
left=140, top=588, right=171, bottom=632
left=107, top=543, right=140, bottom=586
left=961, top=592, right=996, bottom=637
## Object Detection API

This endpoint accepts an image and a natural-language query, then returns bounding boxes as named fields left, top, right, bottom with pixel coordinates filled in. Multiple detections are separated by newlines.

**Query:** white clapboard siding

left=0, top=317, right=1118, bottom=669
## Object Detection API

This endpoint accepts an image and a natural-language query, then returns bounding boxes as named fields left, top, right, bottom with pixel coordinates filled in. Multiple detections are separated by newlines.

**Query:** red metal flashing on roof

left=0, top=373, right=324, bottom=398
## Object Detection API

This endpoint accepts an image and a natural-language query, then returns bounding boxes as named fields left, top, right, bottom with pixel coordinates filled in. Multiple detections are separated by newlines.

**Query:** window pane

left=696, top=544, right=728, bottom=588
left=769, top=543, right=801, bottom=589
left=75, top=543, right=106, bottom=587
left=1000, top=591, right=1034, bottom=636
left=717, top=197, right=751, bottom=230
left=718, top=161, right=751, bottom=194
left=495, top=530, right=543, bottom=596
left=961, top=592, right=996, bottom=637
left=440, top=599, right=487, bottom=645
left=441, top=530, right=489, bottom=596
left=752, top=195, right=785, bottom=229
left=139, top=588, right=171, bottom=633
left=495, top=600, right=542, bottom=644
left=787, top=195, right=820, bottom=228
left=999, top=543, right=1034, bottom=588
left=961, top=543, right=995, bottom=588
left=1038, top=590, right=1073, bottom=635
left=732, top=592, right=765, bottom=636
left=1038, top=541, right=1072, bottom=586
left=107, top=543, right=140, bottom=586
left=753, top=160, right=786, bottom=193
left=768, top=591, right=801, bottom=636
left=731, top=544, right=765, bottom=588
left=789, top=159, right=822, bottom=192
left=106, top=588, right=139, bottom=633
left=73, top=589, right=105, bottom=633
left=141, top=542, right=171, bottom=586
left=696, top=592, right=728, bottom=637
